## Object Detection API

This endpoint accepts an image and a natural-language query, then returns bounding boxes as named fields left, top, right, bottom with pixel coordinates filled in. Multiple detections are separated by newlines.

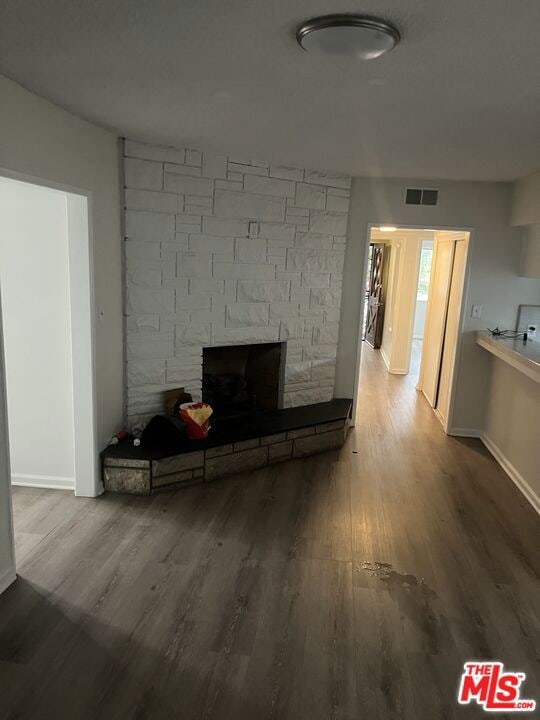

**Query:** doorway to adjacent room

left=0, top=175, right=96, bottom=502
left=359, top=225, right=471, bottom=432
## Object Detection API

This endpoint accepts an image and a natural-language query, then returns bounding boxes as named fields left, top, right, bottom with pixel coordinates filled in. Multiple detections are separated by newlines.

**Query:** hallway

left=0, top=347, right=538, bottom=719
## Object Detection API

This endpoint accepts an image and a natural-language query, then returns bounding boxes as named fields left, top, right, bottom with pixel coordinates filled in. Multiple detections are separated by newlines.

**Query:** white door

left=418, top=237, right=456, bottom=407
left=435, top=237, right=469, bottom=425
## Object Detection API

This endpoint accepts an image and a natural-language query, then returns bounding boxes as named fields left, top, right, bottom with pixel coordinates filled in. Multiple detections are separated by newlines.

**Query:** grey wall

left=511, top=171, right=540, bottom=225
left=483, top=356, right=540, bottom=507
left=511, top=171, right=540, bottom=279
left=0, top=74, right=124, bottom=585
left=0, top=75, right=124, bottom=456
left=336, top=177, right=540, bottom=431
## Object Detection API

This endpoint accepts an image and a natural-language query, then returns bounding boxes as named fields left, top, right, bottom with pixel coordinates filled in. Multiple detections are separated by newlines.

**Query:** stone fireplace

left=124, top=139, right=351, bottom=425
left=202, top=342, right=285, bottom=418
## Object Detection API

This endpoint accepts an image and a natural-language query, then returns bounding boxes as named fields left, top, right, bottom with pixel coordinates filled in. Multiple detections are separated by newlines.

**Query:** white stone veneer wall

left=124, top=140, right=351, bottom=423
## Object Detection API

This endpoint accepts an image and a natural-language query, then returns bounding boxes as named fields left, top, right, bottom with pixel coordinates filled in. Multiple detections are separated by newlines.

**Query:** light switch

left=471, top=304, right=482, bottom=318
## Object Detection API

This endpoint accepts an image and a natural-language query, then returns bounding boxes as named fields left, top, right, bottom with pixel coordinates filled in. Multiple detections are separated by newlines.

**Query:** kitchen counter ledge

left=477, top=331, right=540, bottom=383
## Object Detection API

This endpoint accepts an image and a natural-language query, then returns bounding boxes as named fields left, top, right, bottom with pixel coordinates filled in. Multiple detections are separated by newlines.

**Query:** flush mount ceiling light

left=296, top=14, right=400, bottom=60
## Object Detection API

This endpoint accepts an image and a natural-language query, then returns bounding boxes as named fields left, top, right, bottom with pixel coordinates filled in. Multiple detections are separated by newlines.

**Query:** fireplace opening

left=202, top=342, right=285, bottom=418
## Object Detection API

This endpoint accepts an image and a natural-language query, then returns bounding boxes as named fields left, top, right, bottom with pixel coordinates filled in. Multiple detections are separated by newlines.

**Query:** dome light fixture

left=296, top=14, right=400, bottom=61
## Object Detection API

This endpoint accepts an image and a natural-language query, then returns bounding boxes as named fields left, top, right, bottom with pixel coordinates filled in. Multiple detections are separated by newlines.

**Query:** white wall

left=123, top=140, right=351, bottom=422
left=0, top=179, right=75, bottom=486
left=336, top=177, right=540, bottom=431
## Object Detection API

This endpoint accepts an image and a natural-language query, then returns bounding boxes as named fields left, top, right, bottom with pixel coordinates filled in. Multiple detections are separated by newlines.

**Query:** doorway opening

left=359, top=225, right=470, bottom=432
left=0, top=175, right=96, bottom=506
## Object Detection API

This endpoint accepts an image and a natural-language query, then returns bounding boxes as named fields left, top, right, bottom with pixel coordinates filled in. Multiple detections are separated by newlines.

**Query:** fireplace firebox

left=202, top=342, right=285, bottom=418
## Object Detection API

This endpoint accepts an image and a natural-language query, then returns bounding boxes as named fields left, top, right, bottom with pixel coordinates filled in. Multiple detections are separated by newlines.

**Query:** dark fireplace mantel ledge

left=102, top=398, right=352, bottom=494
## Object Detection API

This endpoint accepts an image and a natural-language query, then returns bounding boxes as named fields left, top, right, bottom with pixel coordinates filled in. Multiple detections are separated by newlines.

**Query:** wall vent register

left=406, top=188, right=439, bottom=206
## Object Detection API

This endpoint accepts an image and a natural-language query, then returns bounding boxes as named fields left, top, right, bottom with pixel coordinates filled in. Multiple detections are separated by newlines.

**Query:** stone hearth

left=102, top=399, right=351, bottom=494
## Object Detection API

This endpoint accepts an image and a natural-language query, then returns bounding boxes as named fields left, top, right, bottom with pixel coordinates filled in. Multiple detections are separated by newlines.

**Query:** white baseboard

left=380, top=346, right=390, bottom=370
left=481, top=434, right=540, bottom=515
left=0, top=566, right=16, bottom=595
left=11, top=473, right=75, bottom=491
left=446, top=428, right=539, bottom=515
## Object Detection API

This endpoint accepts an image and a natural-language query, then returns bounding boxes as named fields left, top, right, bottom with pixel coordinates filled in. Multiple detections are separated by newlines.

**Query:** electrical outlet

left=471, top=304, right=482, bottom=318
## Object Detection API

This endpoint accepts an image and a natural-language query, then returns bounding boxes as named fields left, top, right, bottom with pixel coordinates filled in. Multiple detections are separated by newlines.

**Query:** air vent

left=422, top=189, right=438, bottom=205
left=405, top=188, right=439, bottom=206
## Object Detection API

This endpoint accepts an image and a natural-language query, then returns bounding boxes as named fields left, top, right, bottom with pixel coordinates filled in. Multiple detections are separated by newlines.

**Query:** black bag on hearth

left=141, top=414, right=187, bottom=454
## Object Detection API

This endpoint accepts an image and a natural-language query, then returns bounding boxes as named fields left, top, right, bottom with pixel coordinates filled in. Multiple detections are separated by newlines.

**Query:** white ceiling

left=1, top=0, right=539, bottom=180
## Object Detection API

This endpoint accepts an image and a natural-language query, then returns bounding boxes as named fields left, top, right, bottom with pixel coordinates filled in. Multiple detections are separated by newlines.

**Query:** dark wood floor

left=1, top=346, right=539, bottom=719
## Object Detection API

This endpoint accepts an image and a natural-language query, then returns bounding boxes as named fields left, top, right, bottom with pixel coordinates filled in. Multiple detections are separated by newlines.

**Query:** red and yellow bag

left=179, top=402, right=213, bottom=440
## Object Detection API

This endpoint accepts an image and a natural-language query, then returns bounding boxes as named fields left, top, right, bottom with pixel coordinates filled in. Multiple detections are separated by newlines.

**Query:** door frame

left=353, top=222, right=474, bottom=431
left=0, top=167, right=98, bottom=497
left=0, top=289, right=16, bottom=594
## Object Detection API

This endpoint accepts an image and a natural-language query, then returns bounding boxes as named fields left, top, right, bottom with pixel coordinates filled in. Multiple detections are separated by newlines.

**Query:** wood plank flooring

left=1, top=345, right=538, bottom=719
